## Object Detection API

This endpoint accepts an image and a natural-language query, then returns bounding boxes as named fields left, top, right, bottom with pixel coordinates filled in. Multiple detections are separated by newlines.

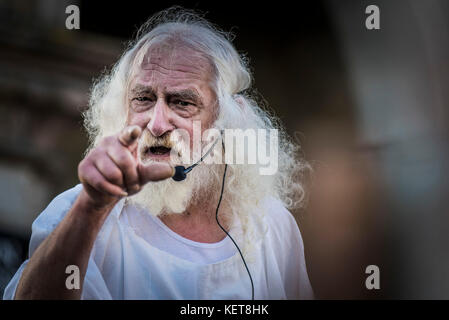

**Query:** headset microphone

left=172, top=133, right=221, bottom=181
left=172, top=166, right=188, bottom=181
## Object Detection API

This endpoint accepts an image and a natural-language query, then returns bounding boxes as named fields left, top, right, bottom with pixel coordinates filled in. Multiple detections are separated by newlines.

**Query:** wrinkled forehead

left=132, top=37, right=216, bottom=83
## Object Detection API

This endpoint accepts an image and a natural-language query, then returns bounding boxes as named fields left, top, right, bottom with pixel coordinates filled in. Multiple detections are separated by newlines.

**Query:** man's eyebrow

left=166, top=89, right=203, bottom=104
left=130, top=85, right=155, bottom=96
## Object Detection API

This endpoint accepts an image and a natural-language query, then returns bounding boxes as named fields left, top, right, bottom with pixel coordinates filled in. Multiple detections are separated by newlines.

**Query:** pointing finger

left=118, top=125, right=142, bottom=148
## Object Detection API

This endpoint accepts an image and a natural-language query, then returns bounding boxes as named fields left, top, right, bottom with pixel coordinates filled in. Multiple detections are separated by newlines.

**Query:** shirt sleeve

left=264, top=198, right=314, bottom=300
left=284, top=212, right=314, bottom=299
left=2, top=184, right=112, bottom=300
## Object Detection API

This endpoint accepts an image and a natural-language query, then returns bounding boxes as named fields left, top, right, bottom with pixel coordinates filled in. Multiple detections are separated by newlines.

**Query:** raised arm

left=14, top=126, right=173, bottom=299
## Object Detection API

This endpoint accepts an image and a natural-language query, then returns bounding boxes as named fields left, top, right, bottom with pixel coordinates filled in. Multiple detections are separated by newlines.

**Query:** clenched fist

left=78, top=125, right=174, bottom=209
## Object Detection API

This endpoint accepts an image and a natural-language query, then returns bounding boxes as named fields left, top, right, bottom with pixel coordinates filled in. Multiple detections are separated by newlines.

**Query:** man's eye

left=134, top=97, right=150, bottom=102
left=175, top=100, right=192, bottom=107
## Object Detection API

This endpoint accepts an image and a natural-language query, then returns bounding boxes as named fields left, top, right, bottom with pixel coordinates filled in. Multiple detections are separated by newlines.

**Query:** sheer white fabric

left=4, top=184, right=313, bottom=300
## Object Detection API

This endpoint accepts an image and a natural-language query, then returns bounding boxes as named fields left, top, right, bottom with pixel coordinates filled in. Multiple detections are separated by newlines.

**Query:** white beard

left=128, top=161, right=221, bottom=216
left=127, top=130, right=222, bottom=216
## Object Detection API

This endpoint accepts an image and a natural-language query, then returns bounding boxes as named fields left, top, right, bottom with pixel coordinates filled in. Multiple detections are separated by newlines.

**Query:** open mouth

left=148, top=146, right=172, bottom=156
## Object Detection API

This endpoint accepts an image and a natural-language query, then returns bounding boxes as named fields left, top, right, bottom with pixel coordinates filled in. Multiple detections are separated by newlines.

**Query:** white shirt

left=3, top=184, right=314, bottom=300
left=123, top=205, right=237, bottom=265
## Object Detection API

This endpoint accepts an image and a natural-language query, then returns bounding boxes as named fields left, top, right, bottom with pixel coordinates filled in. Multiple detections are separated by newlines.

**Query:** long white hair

left=83, top=7, right=310, bottom=253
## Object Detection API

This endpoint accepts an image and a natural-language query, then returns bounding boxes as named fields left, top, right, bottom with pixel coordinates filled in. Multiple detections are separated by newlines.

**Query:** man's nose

left=147, top=100, right=174, bottom=137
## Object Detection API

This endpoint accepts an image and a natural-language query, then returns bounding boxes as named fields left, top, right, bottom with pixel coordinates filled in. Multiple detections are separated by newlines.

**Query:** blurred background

left=0, top=0, right=448, bottom=299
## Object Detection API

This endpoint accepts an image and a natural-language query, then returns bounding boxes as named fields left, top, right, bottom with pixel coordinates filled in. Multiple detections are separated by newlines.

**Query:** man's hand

left=78, top=125, right=174, bottom=209
left=15, top=126, right=175, bottom=299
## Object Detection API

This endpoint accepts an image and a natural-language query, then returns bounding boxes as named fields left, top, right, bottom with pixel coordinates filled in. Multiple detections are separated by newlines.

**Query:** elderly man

left=4, top=8, right=313, bottom=300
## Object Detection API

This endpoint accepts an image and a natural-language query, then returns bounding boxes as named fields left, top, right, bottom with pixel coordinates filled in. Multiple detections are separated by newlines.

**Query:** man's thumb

left=138, top=162, right=175, bottom=184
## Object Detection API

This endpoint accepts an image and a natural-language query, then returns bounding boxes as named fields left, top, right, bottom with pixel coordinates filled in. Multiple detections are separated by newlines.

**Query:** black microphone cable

left=214, top=162, right=255, bottom=300
left=173, top=130, right=255, bottom=299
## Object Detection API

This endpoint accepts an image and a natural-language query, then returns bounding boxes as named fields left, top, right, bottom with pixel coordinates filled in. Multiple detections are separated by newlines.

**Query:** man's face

left=126, top=41, right=217, bottom=164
